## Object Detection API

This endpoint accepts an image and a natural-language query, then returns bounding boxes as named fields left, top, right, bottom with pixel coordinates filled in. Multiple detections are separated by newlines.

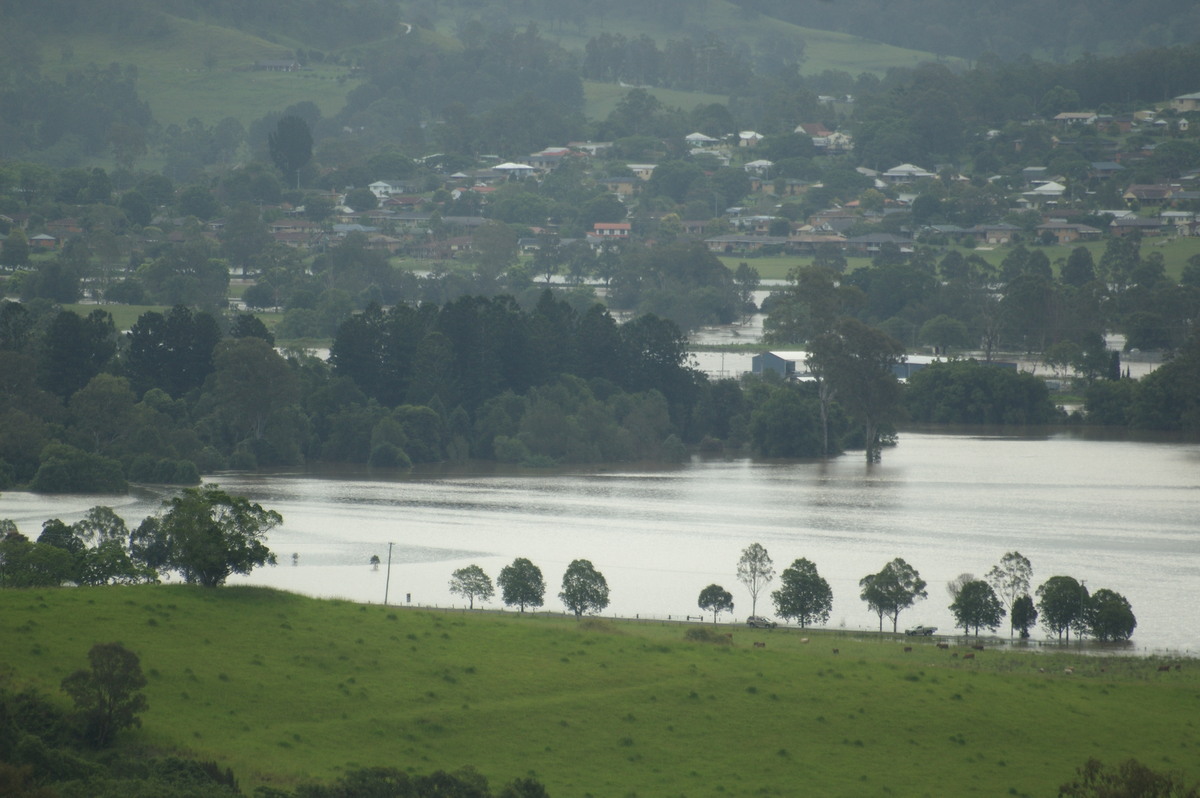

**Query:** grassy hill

left=506, top=1, right=956, bottom=78
left=37, top=16, right=360, bottom=129
left=30, top=0, right=949, bottom=132
left=3, top=585, right=1196, bottom=796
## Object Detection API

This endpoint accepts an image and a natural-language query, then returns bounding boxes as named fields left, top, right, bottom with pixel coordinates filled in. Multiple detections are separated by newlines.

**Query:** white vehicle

left=904, top=625, right=937, bottom=636
left=746, top=615, right=777, bottom=629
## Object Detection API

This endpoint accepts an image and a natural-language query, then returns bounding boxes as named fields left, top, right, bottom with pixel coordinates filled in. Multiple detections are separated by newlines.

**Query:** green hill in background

left=27, top=0, right=948, bottom=130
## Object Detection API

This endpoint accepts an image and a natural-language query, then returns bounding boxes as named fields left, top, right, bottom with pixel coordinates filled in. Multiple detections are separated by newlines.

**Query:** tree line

left=442, top=543, right=1137, bottom=644
left=700, top=544, right=1137, bottom=642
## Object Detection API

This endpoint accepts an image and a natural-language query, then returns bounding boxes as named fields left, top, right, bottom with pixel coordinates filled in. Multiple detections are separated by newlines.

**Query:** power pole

left=384, top=541, right=394, bottom=605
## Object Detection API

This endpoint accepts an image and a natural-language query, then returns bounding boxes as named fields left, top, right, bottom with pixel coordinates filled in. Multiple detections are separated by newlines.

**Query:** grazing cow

left=971, top=644, right=984, bottom=651
left=800, top=638, right=810, bottom=644
left=832, top=648, right=839, bottom=655
left=903, top=646, right=913, bottom=653
left=753, top=641, right=766, bottom=648
left=1064, top=667, right=1074, bottom=675
left=962, top=652, right=975, bottom=660
left=1158, top=665, right=1172, bottom=672
left=936, top=643, right=950, bottom=650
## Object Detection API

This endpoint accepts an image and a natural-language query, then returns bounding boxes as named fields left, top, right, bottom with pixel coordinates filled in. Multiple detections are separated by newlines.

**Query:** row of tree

left=712, top=545, right=1136, bottom=642
left=448, top=558, right=610, bottom=618
left=0, top=487, right=280, bottom=589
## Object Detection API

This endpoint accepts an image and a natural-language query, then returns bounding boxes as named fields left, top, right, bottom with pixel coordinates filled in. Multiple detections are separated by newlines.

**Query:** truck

left=904, top=625, right=937, bottom=636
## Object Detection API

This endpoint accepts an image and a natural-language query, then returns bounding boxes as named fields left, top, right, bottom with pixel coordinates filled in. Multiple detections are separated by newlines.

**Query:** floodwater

left=4, top=429, right=1197, bottom=654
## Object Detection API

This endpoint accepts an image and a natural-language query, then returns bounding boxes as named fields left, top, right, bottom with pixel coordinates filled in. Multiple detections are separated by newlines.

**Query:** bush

left=685, top=627, right=733, bottom=645
left=30, top=444, right=127, bottom=494
left=368, top=442, right=412, bottom=469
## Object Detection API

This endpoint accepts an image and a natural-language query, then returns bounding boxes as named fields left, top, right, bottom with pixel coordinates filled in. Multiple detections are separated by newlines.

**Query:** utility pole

left=384, top=541, right=394, bottom=605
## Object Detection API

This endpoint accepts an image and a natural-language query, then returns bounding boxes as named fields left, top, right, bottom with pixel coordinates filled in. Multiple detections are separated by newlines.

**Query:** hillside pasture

left=2, top=585, right=1196, bottom=797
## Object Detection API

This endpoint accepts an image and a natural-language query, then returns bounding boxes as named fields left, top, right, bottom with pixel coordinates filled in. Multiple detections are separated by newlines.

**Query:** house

left=627, top=164, right=657, bottom=180
left=685, top=131, right=720, bottom=146
left=29, top=233, right=57, bottom=249
left=1159, top=211, right=1197, bottom=234
left=1035, top=221, right=1103, bottom=244
left=882, top=163, right=936, bottom=183
left=1021, top=181, right=1067, bottom=205
left=1090, top=162, right=1125, bottom=180
left=492, top=162, right=537, bottom=179
left=528, top=147, right=573, bottom=169
left=843, top=233, right=912, bottom=255
left=1053, top=112, right=1098, bottom=125
left=971, top=223, right=1022, bottom=245
left=1021, top=166, right=1049, bottom=186
left=1110, top=216, right=1163, bottom=237
left=569, top=141, right=612, bottom=156
left=1123, top=184, right=1174, bottom=206
left=752, top=351, right=942, bottom=381
left=795, top=122, right=833, bottom=138
left=752, top=351, right=811, bottom=379
left=1171, top=91, right=1200, bottom=113
left=817, top=131, right=853, bottom=154
left=786, top=233, right=847, bottom=254
left=254, top=59, right=301, bottom=72
left=704, top=235, right=789, bottom=254
left=593, top=222, right=630, bottom=238
left=743, top=159, right=774, bottom=177
left=737, top=131, right=764, bottom=148
left=369, top=180, right=417, bottom=199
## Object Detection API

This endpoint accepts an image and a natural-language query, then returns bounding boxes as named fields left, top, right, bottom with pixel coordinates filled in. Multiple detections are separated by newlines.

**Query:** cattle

left=1158, top=665, right=1172, bottom=672
left=971, top=644, right=984, bottom=651
left=936, top=642, right=950, bottom=650
left=1064, top=667, right=1074, bottom=675
left=903, top=646, right=913, bottom=653
left=753, top=641, right=766, bottom=649
left=800, top=638, right=810, bottom=644
left=832, top=648, right=839, bottom=655
left=962, top=653, right=975, bottom=660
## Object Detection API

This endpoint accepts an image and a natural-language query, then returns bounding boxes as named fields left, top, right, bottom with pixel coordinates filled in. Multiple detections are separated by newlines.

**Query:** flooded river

left=3, top=429, right=1197, bottom=654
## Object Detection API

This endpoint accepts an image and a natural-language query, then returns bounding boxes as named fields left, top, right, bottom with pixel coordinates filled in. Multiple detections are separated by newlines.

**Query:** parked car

left=904, top=625, right=937, bottom=636
left=746, top=615, right=777, bottom=629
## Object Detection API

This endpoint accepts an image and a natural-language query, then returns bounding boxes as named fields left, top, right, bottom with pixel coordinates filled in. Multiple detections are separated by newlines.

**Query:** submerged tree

left=133, top=486, right=280, bottom=587
left=986, top=551, right=1033, bottom=638
left=949, top=580, right=1005, bottom=637
left=1011, top=594, right=1038, bottom=638
left=807, top=318, right=904, bottom=463
left=1036, top=575, right=1088, bottom=641
left=1085, top=588, right=1136, bottom=642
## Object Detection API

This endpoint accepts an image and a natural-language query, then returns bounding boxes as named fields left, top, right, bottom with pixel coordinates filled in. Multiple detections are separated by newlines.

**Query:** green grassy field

left=720, top=236, right=1200, bottom=283
left=3, top=585, right=1195, bottom=797
left=583, top=82, right=730, bottom=121
left=39, top=17, right=358, bottom=128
